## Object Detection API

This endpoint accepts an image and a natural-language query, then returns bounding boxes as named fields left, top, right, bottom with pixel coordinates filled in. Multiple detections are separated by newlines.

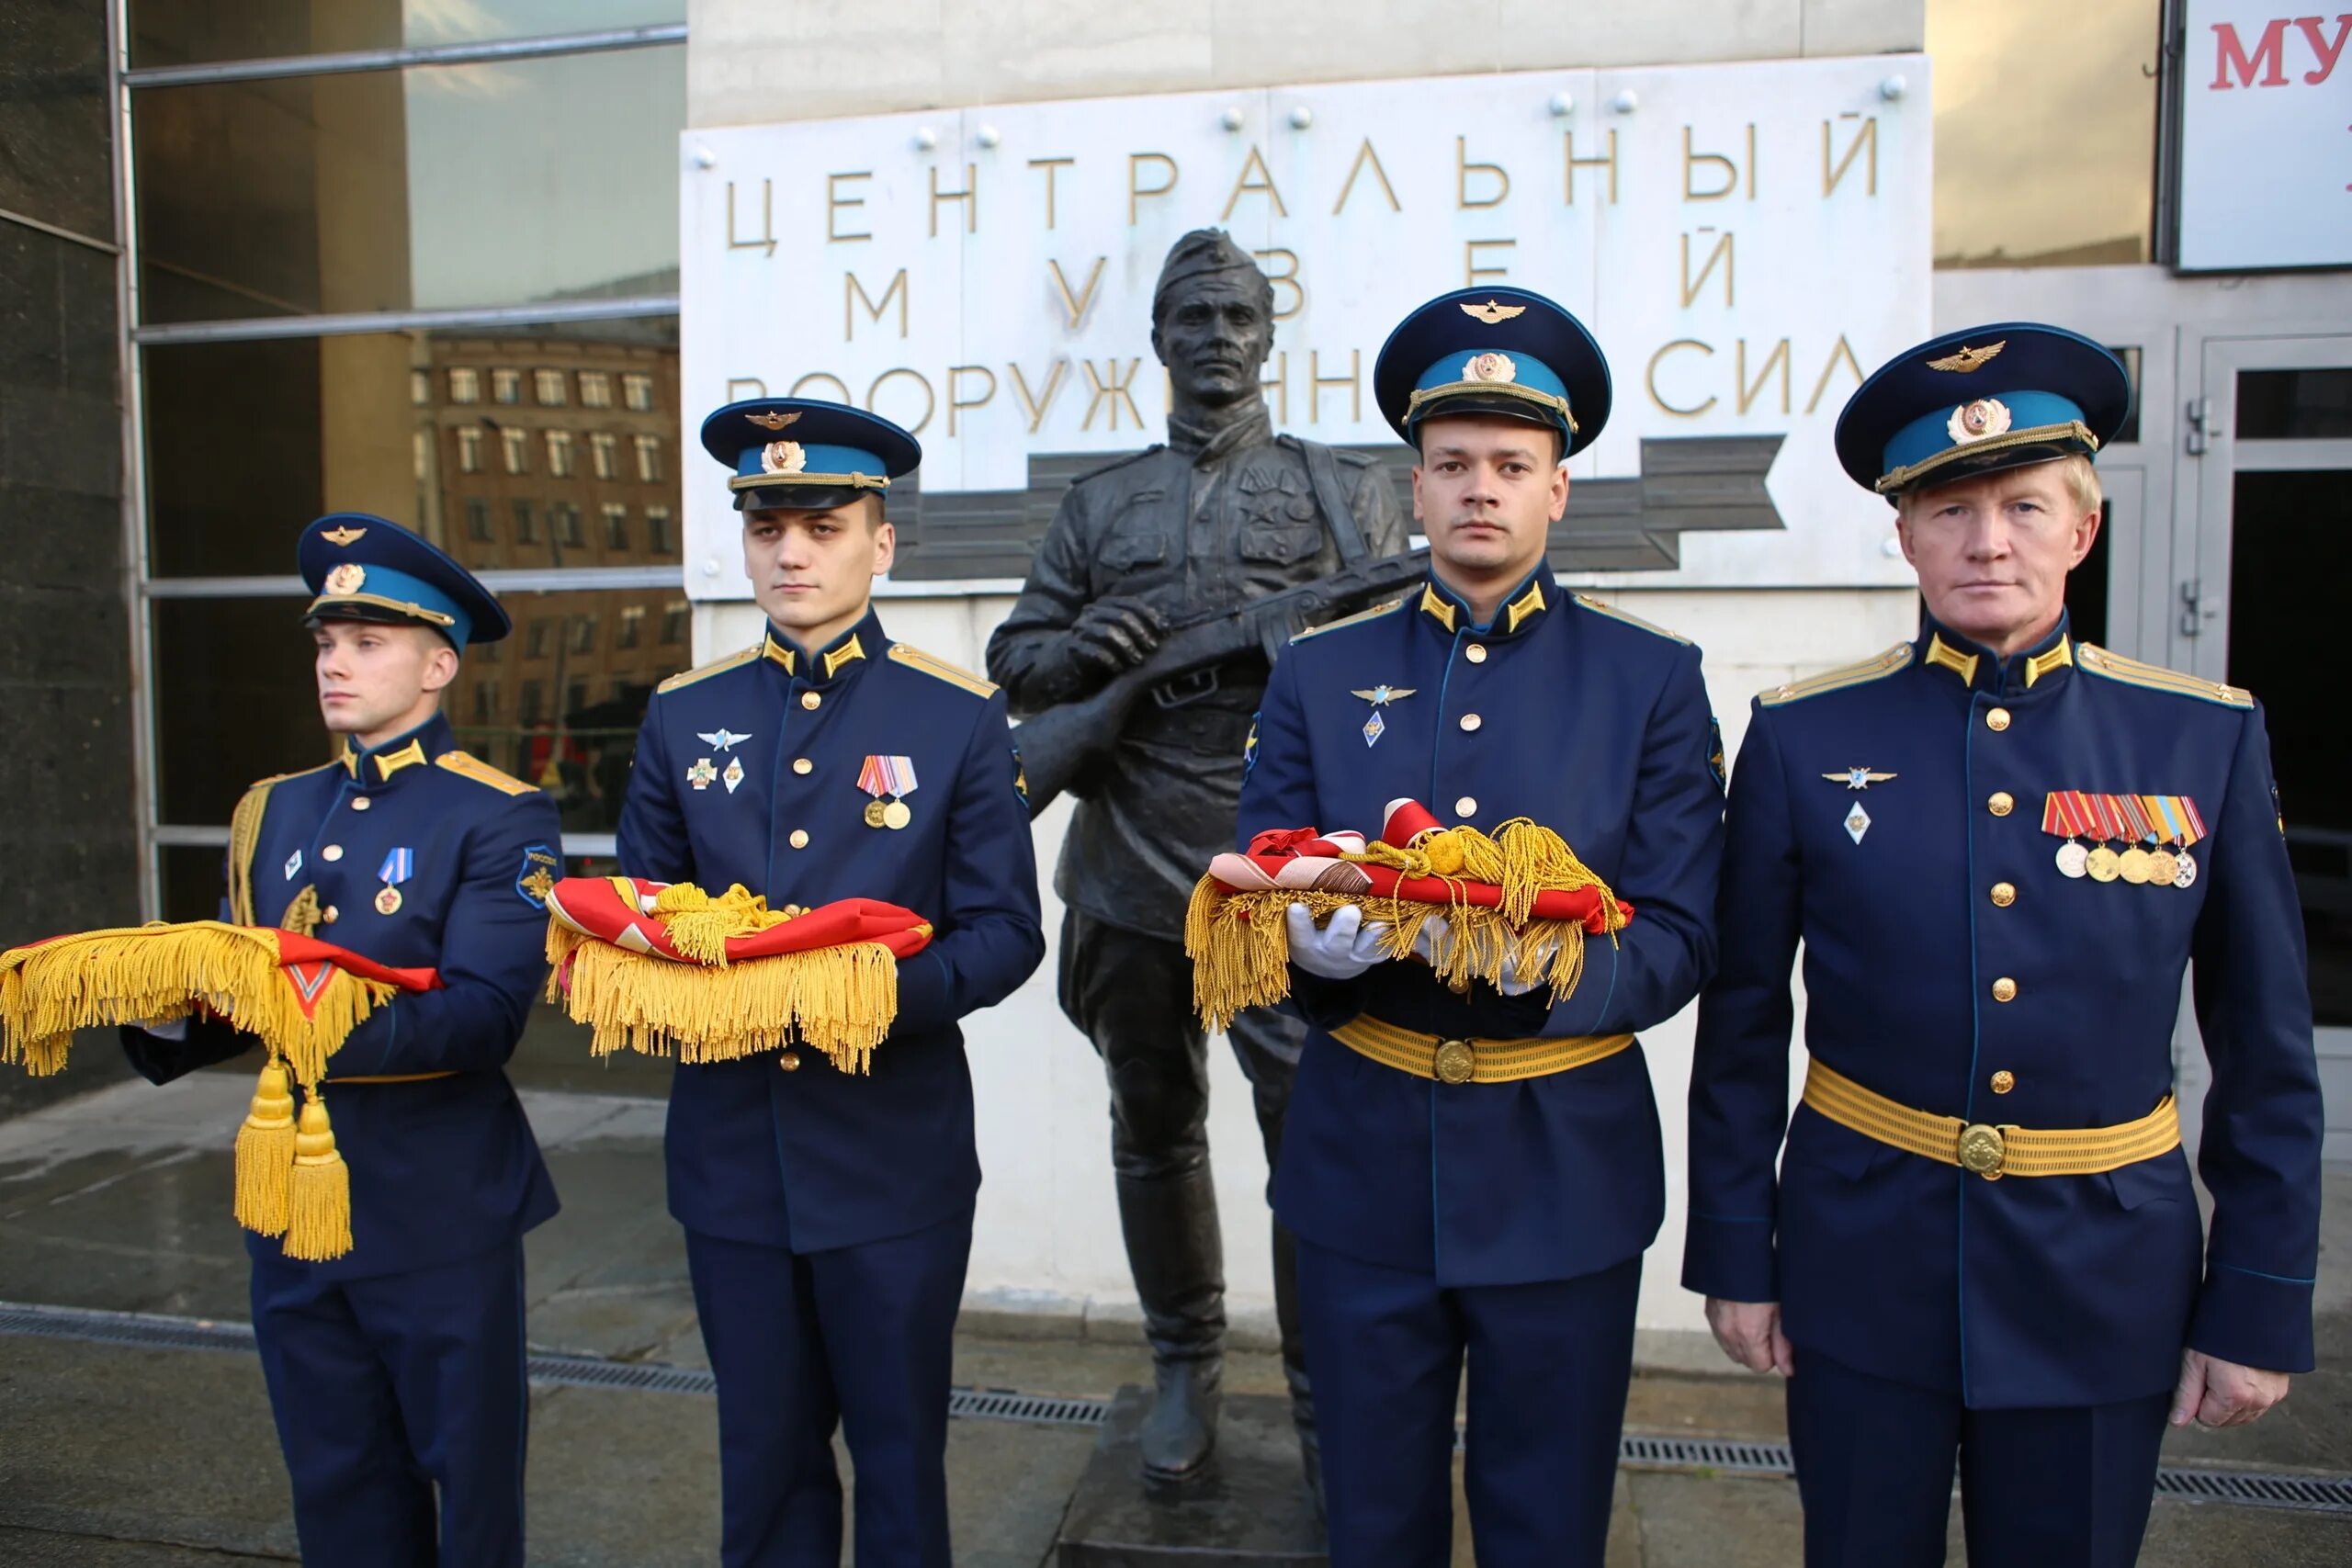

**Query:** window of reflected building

left=1928, top=0, right=2160, bottom=267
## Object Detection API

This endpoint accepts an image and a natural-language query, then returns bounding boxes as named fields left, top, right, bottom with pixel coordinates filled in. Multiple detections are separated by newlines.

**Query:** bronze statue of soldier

left=987, top=231, right=1408, bottom=1487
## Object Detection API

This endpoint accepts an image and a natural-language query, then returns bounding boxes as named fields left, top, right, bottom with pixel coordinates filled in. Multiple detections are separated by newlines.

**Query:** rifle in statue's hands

left=1012, top=549, right=1432, bottom=818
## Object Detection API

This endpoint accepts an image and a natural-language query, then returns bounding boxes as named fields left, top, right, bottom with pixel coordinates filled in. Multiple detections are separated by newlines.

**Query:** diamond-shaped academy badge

left=1362, top=711, right=1386, bottom=748
left=1844, top=802, right=1871, bottom=845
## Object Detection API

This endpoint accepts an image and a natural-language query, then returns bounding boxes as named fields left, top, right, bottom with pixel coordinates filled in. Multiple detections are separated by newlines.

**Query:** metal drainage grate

left=6, top=1302, right=2348, bottom=1515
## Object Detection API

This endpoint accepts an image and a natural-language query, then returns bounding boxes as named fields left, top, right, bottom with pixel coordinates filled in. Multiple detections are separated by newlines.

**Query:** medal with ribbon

left=2042, top=793, right=2203, bottom=889
left=374, top=847, right=413, bottom=915
left=856, top=755, right=918, bottom=830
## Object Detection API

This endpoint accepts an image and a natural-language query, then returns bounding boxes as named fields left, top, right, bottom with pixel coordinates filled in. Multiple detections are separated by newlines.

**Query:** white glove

left=134, top=1017, right=189, bottom=1041
left=1285, top=903, right=1392, bottom=980
left=1495, top=938, right=1560, bottom=998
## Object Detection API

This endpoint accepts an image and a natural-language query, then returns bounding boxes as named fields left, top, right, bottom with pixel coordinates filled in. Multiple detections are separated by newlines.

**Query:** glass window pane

left=130, top=1, right=684, bottom=72
left=1929, top=1, right=2159, bottom=267
left=2238, top=370, right=2352, bottom=441
left=142, top=321, right=681, bottom=576
left=153, top=585, right=680, bottom=838
left=133, top=44, right=683, bottom=321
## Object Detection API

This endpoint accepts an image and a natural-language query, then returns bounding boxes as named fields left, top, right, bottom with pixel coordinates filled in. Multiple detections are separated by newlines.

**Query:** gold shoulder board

left=435, top=750, right=538, bottom=795
left=1574, top=593, right=1691, bottom=644
left=1289, top=597, right=1407, bottom=645
left=1758, top=642, right=1915, bottom=707
left=2076, top=644, right=2253, bottom=709
left=656, top=646, right=761, bottom=695
left=888, top=642, right=998, bottom=698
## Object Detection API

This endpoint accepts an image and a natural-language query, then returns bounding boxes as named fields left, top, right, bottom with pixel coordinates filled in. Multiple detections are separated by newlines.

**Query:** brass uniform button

left=350, top=796, right=371, bottom=811
left=1460, top=714, right=1482, bottom=732
left=322, top=844, right=343, bottom=862
left=1988, top=792, right=2015, bottom=817
left=1990, top=1070, right=2016, bottom=1095
left=792, top=758, right=813, bottom=775
left=1991, top=976, right=2018, bottom=1003
left=322, top=906, right=338, bottom=924
left=788, top=829, right=809, bottom=849
left=1990, top=882, right=2017, bottom=908
left=1454, top=795, right=1478, bottom=818
left=801, top=692, right=821, bottom=710
left=1464, top=644, right=1488, bottom=664
left=777, top=1050, right=800, bottom=1072
left=1985, top=707, right=2011, bottom=732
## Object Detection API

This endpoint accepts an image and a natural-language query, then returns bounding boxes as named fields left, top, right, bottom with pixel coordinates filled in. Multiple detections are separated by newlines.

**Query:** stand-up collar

left=1416, top=563, right=1555, bottom=641
left=338, top=712, right=456, bottom=785
left=763, top=606, right=884, bottom=686
left=1917, top=611, right=2074, bottom=697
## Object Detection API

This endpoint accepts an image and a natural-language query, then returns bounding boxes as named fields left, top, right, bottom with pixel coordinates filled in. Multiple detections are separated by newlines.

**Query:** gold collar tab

left=821, top=632, right=866, bottom=681
left=1417, top=582, right=1458, bottom=635
left=1924, top=634, right=1981, bottom=689
left=2024, top=634, right=2074, bottom=689
left=763, top=636, right=795, bottom=676
left=1504, top=579, right=1548, bottom=634
left=372, top=738, right=428, bottom=782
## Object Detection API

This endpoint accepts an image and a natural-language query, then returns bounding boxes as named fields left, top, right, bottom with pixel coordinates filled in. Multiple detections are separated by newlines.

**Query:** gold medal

left=375, top=886, right=402, bottom=916
left=2054, top=841, right=2089, bottom=878
left=863, top=799, right=889, bottom=829
left=2086, top=846, right=2121, bottom=883
left=2118, top=847, right=2153, bottom=885
left=882, top=799, right=911, bottom=830
left=2145, top=850, right=2178, bottom=888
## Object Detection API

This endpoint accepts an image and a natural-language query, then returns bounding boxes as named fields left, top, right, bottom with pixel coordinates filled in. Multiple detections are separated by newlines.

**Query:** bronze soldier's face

left=1896, top=460, right=2098, bottom=657
left=1412, top=415, right=1568, bottom=586
left=1152, top=277, right=1273, bottom=408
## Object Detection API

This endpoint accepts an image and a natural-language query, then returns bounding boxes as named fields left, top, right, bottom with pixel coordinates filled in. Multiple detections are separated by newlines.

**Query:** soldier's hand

left=1704, top=1297, right=1793, bottom=1376
left=1068, top=595, right=1169, bottom=677
left=1286, top=903, right=1393, bottom=980
left=2171, top=1350, right=2290, bottom=1428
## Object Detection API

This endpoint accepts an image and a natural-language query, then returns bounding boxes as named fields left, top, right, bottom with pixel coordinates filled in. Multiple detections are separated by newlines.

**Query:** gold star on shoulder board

left=1927, top=341, right=2006, bottom=374
left=1459, top=299, right=1526, bottom=325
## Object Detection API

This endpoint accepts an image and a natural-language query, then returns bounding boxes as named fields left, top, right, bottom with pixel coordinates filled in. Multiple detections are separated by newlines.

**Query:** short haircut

left=1897, top=454, right=2103, bottom=522
left=1416, top=419, right=1566, bottom=468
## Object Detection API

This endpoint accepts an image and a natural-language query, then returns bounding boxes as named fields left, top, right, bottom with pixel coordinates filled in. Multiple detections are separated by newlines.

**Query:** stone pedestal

left=1055, top=1387, right=1326, bottom=1567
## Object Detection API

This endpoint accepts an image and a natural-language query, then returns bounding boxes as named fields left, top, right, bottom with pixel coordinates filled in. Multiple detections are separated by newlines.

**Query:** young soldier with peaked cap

left=615, top=399, right=1044, bottom=1568
left=1237, top=287, right=1726, bottom=1563
left=120, top=514, right=562, bottom=1567
left=1685, top=323, right=2324, bottom=1566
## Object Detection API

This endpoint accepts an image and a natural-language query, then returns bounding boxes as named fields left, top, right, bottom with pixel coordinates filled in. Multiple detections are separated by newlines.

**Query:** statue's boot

left=1272, top=1219, right=1324, bottom=1517
left=1118, top=1168, right=1227, bottom=1481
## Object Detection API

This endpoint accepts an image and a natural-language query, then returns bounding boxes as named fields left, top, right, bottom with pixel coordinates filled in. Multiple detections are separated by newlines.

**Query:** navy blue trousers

left=1296, top=1239, right=1641, bottom=1568
left=686, top=1212, right=973, bottom=1568
left=1787, top=1347, right=2171, bottom=1567
left=249, top=1241, right=527, bottom=1568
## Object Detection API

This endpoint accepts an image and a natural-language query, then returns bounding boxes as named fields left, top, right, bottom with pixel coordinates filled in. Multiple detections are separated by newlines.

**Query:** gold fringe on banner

left=545, top=924, right=899, bottom=1074
left=0, top=923, right=396, bottom=1084
left=644, top=883, right=793, bottom=966
left=1185, top=818, right=1624, bottom=1033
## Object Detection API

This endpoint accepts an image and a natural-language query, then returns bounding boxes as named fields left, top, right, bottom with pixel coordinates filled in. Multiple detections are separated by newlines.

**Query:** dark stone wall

left=0, top=1, right=137, bottom=1116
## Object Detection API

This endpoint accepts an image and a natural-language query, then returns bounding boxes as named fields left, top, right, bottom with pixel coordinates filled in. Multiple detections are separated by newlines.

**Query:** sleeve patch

left=1708, top=716, right=1727, bottom=794
left=516, top=844, right=560, bottom=908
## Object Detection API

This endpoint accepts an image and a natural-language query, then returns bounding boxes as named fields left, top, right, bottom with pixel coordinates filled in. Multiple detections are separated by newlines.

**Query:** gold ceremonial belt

left=1329, top=1016, right=1634, bottom=1086
left=328, top=1071, right=460, bottom=1085
left=1802, top=1059, right=2179, bottom=1180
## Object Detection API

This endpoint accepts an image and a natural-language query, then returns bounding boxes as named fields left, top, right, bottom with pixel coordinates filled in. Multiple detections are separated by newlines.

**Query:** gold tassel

left=283, top=1093, right=352, bottom=1262
left=646, top=882, right=794, bottom=966
left=233, top=1057, right=298, bottom=1236
left=0, top=922, right=396, bottom=1079
left=546, top=923, right=899, bottom=1072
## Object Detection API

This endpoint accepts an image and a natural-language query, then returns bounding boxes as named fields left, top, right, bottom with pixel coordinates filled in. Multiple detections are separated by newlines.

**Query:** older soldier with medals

left=616, top=398, right=1045, bottom=1568
left=1236, top=287, right=1725, bottom=1564
left=987, top=230, right=1407, bottom=1483
left=1685, top=324, right=2324, bottom=1566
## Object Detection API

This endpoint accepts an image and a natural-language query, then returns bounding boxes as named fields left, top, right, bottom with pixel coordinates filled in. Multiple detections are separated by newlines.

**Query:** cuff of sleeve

left=1680, top=1213, right=1779, bottom=1303
left=1284, top=969, right=1365, bottom=1032
left=892, top=949, right=956, bottom=1035
left=2188, top=1263, right=2316, bottom=1374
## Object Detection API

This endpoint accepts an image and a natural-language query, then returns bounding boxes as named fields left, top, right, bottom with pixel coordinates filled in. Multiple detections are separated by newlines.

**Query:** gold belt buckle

left=1957, top=1122, right=2007, bottom=1179
left=1432, top=1038, right=1476, bottom=1085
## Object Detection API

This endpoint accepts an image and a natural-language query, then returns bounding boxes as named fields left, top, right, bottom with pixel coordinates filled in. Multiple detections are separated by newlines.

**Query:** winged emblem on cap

left=747, top=411, right=802, bottom=431
left=1927, top=341, right=2006, bottom=374
left=320, top=525, right=367, bottom=547
left=696, top=728, right=753, bottom=752
left=1460, top=299, right=1527, bottom=325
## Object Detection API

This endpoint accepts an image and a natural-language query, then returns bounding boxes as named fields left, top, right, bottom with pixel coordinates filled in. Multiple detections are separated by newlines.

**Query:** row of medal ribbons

left=2041, top=791, right=2205, bottom=888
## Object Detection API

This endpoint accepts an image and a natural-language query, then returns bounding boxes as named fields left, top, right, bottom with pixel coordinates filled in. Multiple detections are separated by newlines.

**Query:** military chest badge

left=723, top=756, right=745, bottom=795
left=374, top=847, right=413, bottom=916
left=687, top=757, right=718, bottom=791
left=695, top=728, right=752, bottom=752
left=857, top=754, right=917, bottom=829
left=1350, top=684, right=1416, bottom=748
left=2042, top=792, right=2205, bottom=888
left=284, top=850, right=303, bottom=881
left=1843, top=802, right=1871, bottom=845
left=1822, top=766, right=1897, bottom=791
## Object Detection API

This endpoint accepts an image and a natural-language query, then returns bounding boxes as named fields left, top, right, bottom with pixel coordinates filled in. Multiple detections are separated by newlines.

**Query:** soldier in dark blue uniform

left=615, top=399, right=1044, bottom=1568
left=122, top=513, right=562, bottom=1567
left=1685, top=324, right=2324, bottom=1566
left=1236, top=288, right=1725, bottom=1564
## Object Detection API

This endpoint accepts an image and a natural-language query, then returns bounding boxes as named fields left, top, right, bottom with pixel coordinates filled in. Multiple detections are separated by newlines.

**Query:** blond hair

left=1899, top=455, right=2102, bottom=522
